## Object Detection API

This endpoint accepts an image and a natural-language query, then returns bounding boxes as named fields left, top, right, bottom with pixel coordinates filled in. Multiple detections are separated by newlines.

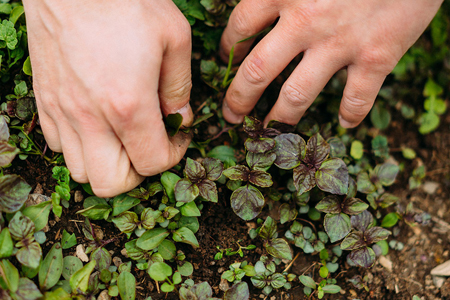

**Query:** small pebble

left=431, top=260, right=450, bottom=276
left=76, top=244, right=89, bottom=262
left=422, top=181, right=440, bottom=195
left=74, top=190, right=84, bottom=203
left=219, top=278, right=229, bottom=292
left=97, top=290, right=110, bottom=300
left=433, top=276, right=446, bottom=288
left=379, top=256, right=393, bottom=272
left=25, top=194, right=50, bottom=207
left=113, top=257, right=123, bottom=268
left=121, top=248, right=128, bottom=258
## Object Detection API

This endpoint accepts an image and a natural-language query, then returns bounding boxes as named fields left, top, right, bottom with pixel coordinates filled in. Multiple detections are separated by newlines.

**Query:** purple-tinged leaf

left=0, top=142, right=19, bottom=167
left=304, top=133, right=329, bottom=167
left=247, top=151, right=276, bottom=171
left=347, top=177, right=357, bottom=199
left=259, top=216, right=277, bottom=240
left=340, top=231, right=365, bottom=250
left=316, top=195, right=341, bottom=214
left=112, top=211, right=138, bottom=233
left=245, top=137, right=275, bottom=153
left=91, top=247, right=112, bottom=271
left=15, top=278, right=43, bottom=300
left=0, top=175, right=32, bottom=213
left=230, top=185, right=265, bottom=221
left=373, top=163, right=399, bottom=186
left=265, top=238, right=293, bottom=260
left=378, top=193, right=399, bottom=209
left=364, top=227, right=391, bottom=244
left=327, top=137, right=346, bottom=158
left=190, top=281, right=214, bottom=299
left=0, top=116, right=9, bottom=141
left=202, top=158, right=223, bottom=181
left=348, top=247, right=376, bottom=268
left=279, top=203, right=298, bottom=224
left=351, top=211, right=374, bottom=232
left=324, top=213, right=351, bottom=243
left=243, top=116, right=263, bottom=136
left=267, top=120, right=295, bottom=133
left=224, top=281, right=250, bottom=300
left=274, top=133, right=305, bottom=169
left=185, top=158, right=206, bottom=181
left=172, top=227, right=199, bottom=248
left=293, top=164, right=316, bottom=195
left=140, top=208, right=161, bottom=230
left=342, top=198, right=368, bottom=215
left=223, top=165, right=250, bottom=181
left=175, top=178, right=199, bottom=203
left=290, top=221, right=303, bottom=234
left=9, top=211, right=34, bottom=241
left=316, top=158, right=349, bottom=195
left=16, top=241, right=41, bottom=269
left=297, top=118, right=319, bottom=137
left=197, top=179, right=218, bottom=202
left=356, top=172, right=376, bottom=194
left=249, top=170, right=273, bottom=188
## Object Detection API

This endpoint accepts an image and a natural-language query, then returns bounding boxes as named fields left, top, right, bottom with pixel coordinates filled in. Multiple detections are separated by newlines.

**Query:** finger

left=159, top=14, right=193, bottom=127
left=222, top=21, right=306, bottom=124
left=57, top=120, right=89, bottom=183
left=220, top=0, right=279, bottom=63
left=37, top=108, right=62, bottom=152
left=80, top=121, right=144, bottom=198
left=338, top=65, right=387, bottom=128
left=264, top=50, right=344, bottom=125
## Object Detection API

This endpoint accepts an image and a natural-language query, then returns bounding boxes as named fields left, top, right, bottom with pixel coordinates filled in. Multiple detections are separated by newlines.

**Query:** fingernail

left=223, top=101, right=244, bottom=124
left=339, top=114, right=355, bottom=128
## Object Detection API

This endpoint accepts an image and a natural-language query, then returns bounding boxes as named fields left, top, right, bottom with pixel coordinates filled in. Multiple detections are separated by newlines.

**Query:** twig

left=426, top=167, right=450, bottom=176
left=283, top=252, right=301, bottom=273
left=155, top=280, right=160, bottom=293
left=398, top=276, right=423, bottom=287
left=296, top=218, right=317, bottom=232
left=70, top=219, right=82, bottom=234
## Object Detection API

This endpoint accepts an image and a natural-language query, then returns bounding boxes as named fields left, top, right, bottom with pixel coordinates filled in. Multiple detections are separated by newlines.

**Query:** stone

left=422, top=181, right=440, bottom=195
left=97, top=290, right=110, bottom=300
left=113, top=257, right=123, bottom=268
left=433, top=276, right=446, bottom=288
left=25, top=194, right=50, bottom=207
left=74, top=190, right=84, bottom=203
left=379, top=256, right=393, bottom=272
left=76, top=244, right=89, bottom=262
left=431, top=260, right=450, bottom=276
left=219, top=278, right=229, bottom=292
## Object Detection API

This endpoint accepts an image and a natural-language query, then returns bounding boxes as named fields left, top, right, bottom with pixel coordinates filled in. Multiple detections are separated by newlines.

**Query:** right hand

left=23, top=0, right=193, bottom=197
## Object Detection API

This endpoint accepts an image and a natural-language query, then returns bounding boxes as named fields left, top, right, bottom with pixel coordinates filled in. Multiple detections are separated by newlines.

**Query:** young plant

left=221, top=261, right=255, bottom=283
left=340, top=211, right=391, bottom=267
left=258, top=217, right=293, bottom=260
left=51, top=166, right=71, bottom=217
left=299, top=275, right=341, bottom=299
left=214, top=241, right=256, bottom=260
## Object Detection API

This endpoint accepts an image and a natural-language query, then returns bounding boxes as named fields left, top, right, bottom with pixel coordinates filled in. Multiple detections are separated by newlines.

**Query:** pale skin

left=23, top=0, right=443, bottom=197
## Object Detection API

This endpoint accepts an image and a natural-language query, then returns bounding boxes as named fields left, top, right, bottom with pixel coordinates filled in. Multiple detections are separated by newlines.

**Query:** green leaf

left=207, top=145, right=237, bottom=163
left=148, top=262, right=172, bottom=282
left=0, top=228, right=13, bottom=258
left=39, top=243, right=63, bottom=290
left=0, top=4, right=11, bottom=14
left=23, top=56, right=32, bottom=76
left=316, top=158, right=349, bottom=195
left=259, top=216, right=277, bottom=240
left=91, top=247, right=111, bottom=270
left=419, top=111, right=440, bottom=134
left=423, top=78, right=443, bottom=97
left=299, top=275, right=316, bottom=290
left=365, top=227, right=391, bottom=244
left=62, top=256, right=83, bottom=281
left=177, top=261, right=194, bottom=277
left=381, top=212, right=399, bottom=228
left=16, top=242, right=42, bottom=269
left=112, top=211, right=139, bottom=233
left=161, top=171, right=181, bottom=203
left=9, top=5, right=24, bottom=25
left=324, top=213, right=351, bottom=243
left=342, top=198, right=369, bottom=215
left=322, top=284, right=341, bottom=294
left=180, top=201, right=201, bottom=217
left=373, top=163, right=399, bottom=186
left=316, top=195, right=341, bottom=214
left=158, top=239, right=176, bottom=260
left=173, top=227, right=199, bottom=248
left=0, top=259, right=19, bottom=292
left=224, top=281, right=250, bottom=300
left=161, top=282, right=174, bottom=293
left=279, top=203, right=298, bottom=224
left=9, top=211, right=34, bottom=241
left=372, top=135, right=389, bottom=159
left=178, top=216, right=199, bottom=234
left=293, top=165, right=316, bottom=195
left=249, top=170, right=272, bottom=187
left=273, top=133, right=305, bottom=169
left=136, top=228, right=170, bottom=251
left=118, top=271, right=136, bottom=300
left=0, top=174, right=32, bottom=213
left=350, top=140, right=364, bottom=160
left=370, top=103, right=391, bottom=130
left=340, top=231, right=365, bottom=251
left=15, top=277, right=43, bottom=300
left=69, top=260, right=96, bottom=293
left=165, top=113, right=183, bottom=136
left=223, top=165, right=250, bottom=181
left=175, top=178, right=200, bottom=203
left=77, top=204, right=112, bottom=220
left=0, top=20, right=17, bottom=49
left=348, top=247, right=376, bottom=268
left=319, top=266, right=328, bottom=278
left=185, top=158, right=206, bottom=181
left=356, top=172, right=376, bottom=194
left=0, top=141, right=19, bottom=167
left=140, top=208, right=161, bottom=230
left=22, top=200, right=52, bottom=232
left=401, top=147, right=416, bottom=160
left=265, top=238, right=293, bottom=260
left=327, top=137, right=346, bottom=158
left=112, top=194, right=140, bottom=217
left=61, top=230, right=77, bottom=249
left=230, top=184, right=265, bottom=221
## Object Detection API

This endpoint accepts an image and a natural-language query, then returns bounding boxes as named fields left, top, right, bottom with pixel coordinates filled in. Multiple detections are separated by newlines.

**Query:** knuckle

left=230, top=9, right=254, bottom=38
left=342, top=95, right=370, bottom=118
left=171, top=19, right=191, bottom=49
left=160, top=75, right=192, bottom=102
left=242, top=54, right=267, bottom=85
left=106, top=94, right=139, bottom=122
left=281, top=82, right=311, bottom=108
left=358, top=48, right=398, bottom=75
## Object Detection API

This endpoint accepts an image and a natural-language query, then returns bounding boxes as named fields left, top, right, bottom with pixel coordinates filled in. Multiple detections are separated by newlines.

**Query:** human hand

left=23, top=0, right=193, bottom=197
left=220, top=0, right=443, bottom=127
